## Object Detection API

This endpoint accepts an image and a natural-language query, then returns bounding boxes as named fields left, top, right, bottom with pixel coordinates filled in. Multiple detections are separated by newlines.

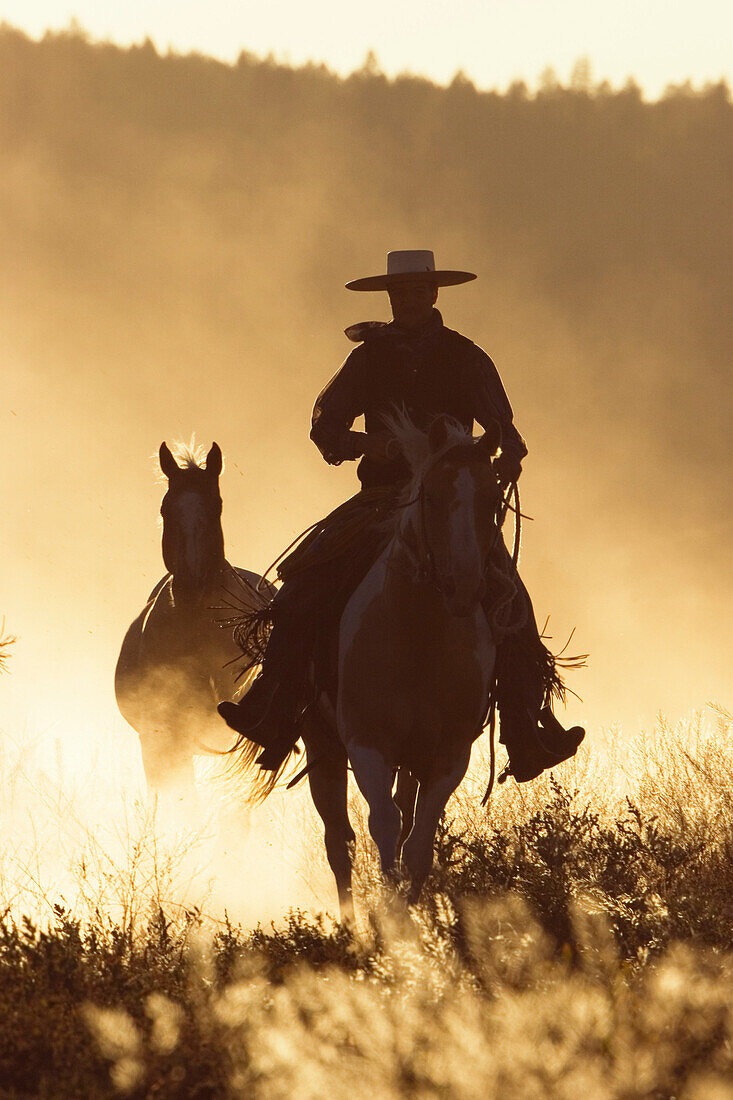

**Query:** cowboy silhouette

left=219, top=251, right=584, bottom=781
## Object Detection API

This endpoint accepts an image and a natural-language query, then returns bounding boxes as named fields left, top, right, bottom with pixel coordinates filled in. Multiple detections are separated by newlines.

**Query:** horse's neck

left=382, top=509, right=486, bottom=625
left=387, top=511, right=427, bottom=585
left=170, top=559, right=229, bottom=607
left=381, top=523, right=440, bottom=610
left=355, top=536, right=474, bottom=662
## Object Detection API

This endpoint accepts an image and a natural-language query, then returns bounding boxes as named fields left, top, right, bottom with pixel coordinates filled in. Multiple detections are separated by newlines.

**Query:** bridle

left=161, top=482, right=225, bottom=588
left=396, top=455, right=512, bottom=595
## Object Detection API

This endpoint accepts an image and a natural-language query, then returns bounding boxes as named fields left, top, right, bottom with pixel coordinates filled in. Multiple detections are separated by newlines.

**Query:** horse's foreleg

left=348, top=743, right=401, bottom=878
left=304, top=736, right=355, bottom=916
left=394, top=769, right=419, bottom=860
left=401, top=748, right=471, bottom=904
left=139, top=731, right=196, bottom=809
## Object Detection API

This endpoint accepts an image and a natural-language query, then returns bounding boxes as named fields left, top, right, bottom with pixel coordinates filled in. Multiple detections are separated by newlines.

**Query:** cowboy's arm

left=472, top=348, right=528, bottom=480
left=310, top=349, right=369, bottom=465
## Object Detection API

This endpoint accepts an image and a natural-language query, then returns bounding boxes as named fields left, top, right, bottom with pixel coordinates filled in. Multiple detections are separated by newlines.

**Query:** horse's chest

left=339, top=568, right=493, bottom=752
left=139, top=593, right=232, bottom=676
left=395, top=613, right=491, bottom=712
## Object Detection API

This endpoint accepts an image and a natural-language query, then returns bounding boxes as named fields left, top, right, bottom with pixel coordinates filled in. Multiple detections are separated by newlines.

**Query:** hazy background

left=1, top=24, right=731, bottom=786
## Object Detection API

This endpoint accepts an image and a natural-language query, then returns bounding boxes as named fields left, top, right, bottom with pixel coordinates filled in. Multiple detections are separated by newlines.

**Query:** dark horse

left=115, top=442, right=273, bottom=800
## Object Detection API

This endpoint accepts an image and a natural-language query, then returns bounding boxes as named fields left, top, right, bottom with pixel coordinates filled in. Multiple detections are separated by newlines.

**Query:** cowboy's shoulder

left=340, top=322, right=398, bottom=377
left=439, top=325, right=495, bottom=366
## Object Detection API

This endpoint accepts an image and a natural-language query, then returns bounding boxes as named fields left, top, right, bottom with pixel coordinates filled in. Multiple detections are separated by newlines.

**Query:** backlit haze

left=0, top=21, right=731, bottom=920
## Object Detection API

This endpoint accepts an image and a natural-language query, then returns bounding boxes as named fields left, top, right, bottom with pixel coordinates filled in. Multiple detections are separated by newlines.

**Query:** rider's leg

left=218, top=579, right=313, bottom=763
left=219, top=492, right=395, bottom=772
left=490, top=568, right=585, bottom=783
left=220, top=541, right=371, bottom=774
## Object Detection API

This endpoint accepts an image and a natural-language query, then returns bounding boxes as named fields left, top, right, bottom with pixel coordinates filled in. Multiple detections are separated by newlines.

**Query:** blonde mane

left=154, top=437, right=216, bottom=485
left=382, top=409, right=476, bottom=505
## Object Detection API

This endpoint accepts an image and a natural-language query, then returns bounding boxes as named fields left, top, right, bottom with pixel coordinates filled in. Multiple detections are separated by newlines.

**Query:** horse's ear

left=159, top=442, right=180, bottom=480
left=475, top=420, right=502, bottom=458
left=428, top=415, right=452, bottom=453
left=205, top=442, right=223, bottom=477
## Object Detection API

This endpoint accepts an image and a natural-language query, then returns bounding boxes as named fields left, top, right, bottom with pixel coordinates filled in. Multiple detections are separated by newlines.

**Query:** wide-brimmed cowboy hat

left=345, top=250, right=477, bottom=292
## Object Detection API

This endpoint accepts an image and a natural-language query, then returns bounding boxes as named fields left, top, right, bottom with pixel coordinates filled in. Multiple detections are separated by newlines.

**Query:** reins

left=255, top=487, right=423, bottom=593
left=254, top=517, right=324, bottom=592
left=482, top=479, right=522, bottom=805
left=408, top=474, right=520, bottom=595
left=412, top=483, right=506, bottom=593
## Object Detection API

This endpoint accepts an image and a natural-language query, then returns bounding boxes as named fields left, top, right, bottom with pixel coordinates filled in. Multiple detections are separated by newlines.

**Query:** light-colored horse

left=115, top=442, right=272, bottom=800
left=225, top=416, right=503, bottom=908
left=284, top=415, right=503, bottom=908
left=336, top=415, right=502, bottom=901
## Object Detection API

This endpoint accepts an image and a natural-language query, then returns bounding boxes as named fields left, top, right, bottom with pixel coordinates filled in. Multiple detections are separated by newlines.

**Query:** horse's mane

left=155, top=438, right=213, bottom=483
left=382, top=409, right=476, bottom=505
left=173, top=438, right=211, bottom=470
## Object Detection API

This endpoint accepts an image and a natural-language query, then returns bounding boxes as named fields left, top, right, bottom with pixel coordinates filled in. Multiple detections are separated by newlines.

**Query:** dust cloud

left=0, top=26, right=730, bottom=917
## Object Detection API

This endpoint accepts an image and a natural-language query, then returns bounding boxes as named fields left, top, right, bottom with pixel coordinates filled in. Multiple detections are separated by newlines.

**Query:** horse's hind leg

left=401, top=747, right=471, bottom=904
left=394, top=769, right=419, bottom=860
left=303, top=729, right=355, bottom=916
left=348, top=742, right=401, bottom=878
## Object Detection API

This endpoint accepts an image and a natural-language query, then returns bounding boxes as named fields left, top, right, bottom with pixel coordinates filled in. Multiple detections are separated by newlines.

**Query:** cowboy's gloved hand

left=359, top=432, right=399, bottom=465
left=495, top=452, right=522, bottom=487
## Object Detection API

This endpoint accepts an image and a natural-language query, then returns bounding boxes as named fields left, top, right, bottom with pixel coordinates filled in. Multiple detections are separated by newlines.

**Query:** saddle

left=234, top=488, right=396, bottom=671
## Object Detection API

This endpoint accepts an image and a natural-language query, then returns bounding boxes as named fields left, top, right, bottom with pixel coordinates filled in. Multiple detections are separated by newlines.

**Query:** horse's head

left=159, top=441, right=225, bottom=599
left=411, top=416, right=503, bottom=617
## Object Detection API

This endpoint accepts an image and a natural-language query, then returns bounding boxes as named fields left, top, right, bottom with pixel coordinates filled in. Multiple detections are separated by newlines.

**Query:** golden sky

left=5, top=0, right=732, bottom=97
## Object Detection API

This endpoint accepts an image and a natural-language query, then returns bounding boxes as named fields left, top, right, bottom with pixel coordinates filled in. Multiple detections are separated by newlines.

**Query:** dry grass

left=0, top=706, right=732, bottom=1096
left=0, top=621, right=14, bottom=674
